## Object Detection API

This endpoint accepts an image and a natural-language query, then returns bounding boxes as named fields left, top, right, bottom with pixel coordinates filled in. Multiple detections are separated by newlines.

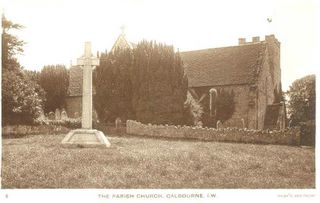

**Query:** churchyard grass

left=2, top=133, right=315, bottom=188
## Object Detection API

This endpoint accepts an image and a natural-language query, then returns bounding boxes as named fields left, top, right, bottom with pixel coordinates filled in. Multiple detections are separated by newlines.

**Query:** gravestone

left=216, top=120, right=222, bottom=129
left=55, top=108, right=61, bottom=120
left=61, top=109, right=68, bottom=120
left=61, top=42, right=111, bottom=148
left=115, top=117, right=122, bottom=129
left=74, top=112, right=79, bottom=118
left=48, top=112, right=55, bottom=120
left=241, top=118, right=245, bottom=128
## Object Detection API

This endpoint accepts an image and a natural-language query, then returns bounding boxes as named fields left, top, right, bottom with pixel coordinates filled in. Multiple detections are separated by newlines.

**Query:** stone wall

left=126, top=120, right=300, bottom=145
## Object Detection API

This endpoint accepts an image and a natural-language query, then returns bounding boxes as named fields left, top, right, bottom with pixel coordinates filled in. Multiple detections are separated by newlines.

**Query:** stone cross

left=61, top=42, right=110, bottom=148
left=77, top=42, right=99, bottom=129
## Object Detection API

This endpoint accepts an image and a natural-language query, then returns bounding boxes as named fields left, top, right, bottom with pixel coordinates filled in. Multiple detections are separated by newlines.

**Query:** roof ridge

left=180, top=42, right=267, bottom=54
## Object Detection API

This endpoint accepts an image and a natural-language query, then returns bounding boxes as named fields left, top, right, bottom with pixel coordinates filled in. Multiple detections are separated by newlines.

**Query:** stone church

left=65, top=32, right=286, bottom=130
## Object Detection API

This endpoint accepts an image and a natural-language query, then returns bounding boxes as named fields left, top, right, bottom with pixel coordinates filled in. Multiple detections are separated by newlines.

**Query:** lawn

left=1, top=133, right=315, bottom=188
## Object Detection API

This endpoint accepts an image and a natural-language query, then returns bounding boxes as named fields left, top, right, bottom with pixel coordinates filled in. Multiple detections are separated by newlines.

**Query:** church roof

left=111, top=34, right=136, bottom=52
left=180, top=42, right=266, bottom=87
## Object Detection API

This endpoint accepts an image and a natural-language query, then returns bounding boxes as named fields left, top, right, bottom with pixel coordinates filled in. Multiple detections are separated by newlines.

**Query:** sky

left=2, top=0, right=319, bottom=91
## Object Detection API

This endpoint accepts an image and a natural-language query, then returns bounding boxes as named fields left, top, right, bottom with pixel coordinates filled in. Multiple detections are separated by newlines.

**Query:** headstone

left=61, top=110, right=68, bottom=120
left=115, top=117, right=122, bottom=129
left=55, top=108, right=61, bottom=120
left=38, top=111, right=46, bottom=120
left=48, top=112, right=55, bottom=120
left=93, top=110, right=98, bottom=121
left=62, top=42, right=110, bottom=148
left=74, top=112, right=79, bottom=118
left=241, top=118, right=245, bottom=128
left=216, top=120, right=222, bottom=129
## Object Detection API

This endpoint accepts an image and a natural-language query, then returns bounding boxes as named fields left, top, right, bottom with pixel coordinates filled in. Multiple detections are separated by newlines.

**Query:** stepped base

left=61, top=129, right=111, bottom=148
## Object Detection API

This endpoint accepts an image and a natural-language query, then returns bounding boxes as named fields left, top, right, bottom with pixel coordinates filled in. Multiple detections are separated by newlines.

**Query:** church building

left=65, top=32, right=286, bottom=130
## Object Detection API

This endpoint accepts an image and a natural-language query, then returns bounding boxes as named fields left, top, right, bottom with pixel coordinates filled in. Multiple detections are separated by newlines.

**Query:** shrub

left=93, top=48, right=134, bottom=123
left=131, top=41, right=188, bottom=125
left=2, top=69, right=44, bottom=125
left=299, top=120, right=315, bottom=146
left=39, top=65, right=69, bottom=113
left=287, top=74, right=315, bottom=125
left=184, top=92, right=203, bottom=126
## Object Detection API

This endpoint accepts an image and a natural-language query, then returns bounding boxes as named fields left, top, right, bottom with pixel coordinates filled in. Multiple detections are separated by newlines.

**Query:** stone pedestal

left=61, top=129, right=111, bottom=148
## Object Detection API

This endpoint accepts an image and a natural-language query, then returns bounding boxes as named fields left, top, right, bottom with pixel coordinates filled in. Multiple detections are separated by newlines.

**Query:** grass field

left=1, top=133, right=315, bottom=189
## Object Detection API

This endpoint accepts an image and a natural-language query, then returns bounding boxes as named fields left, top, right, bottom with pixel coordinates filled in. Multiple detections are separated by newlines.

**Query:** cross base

left=61, top=129, right=111, bottom=148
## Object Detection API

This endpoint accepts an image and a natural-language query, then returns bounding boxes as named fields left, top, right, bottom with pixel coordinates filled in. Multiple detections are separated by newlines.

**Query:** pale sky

left=2, top=0, right=319, bottom=91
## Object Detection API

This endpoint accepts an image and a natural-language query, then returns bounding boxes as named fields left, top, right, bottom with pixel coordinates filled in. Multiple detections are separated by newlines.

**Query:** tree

left=216, top=89, right=235, bottom=123
left=2, top=15, right=44, bottom=125
left=2, top=14, right=24, bottom=72
left=184, top=92, right=204, bottom=126
left=2, top=70, right=44, bottom=124
left=287, top=74, right=315, bottom=125
left=93, top=48, right=134, bottom=123
left=131, top=41, right=188, bottom=125
left=39, top=65, right=69, bottom=113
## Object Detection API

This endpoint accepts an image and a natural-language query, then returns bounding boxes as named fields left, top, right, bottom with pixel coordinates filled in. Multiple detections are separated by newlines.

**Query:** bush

left=299, top=120, right=315, bottom=146
left=131, top=41, right=188, bottom=125
left=287, top=74, right=315, bottom=125
left=183, top=92, right=203, bottom=126
left=94, top=48, right=134, bottom=123
left=2, top=70, right=44, bottom=125
left=39, top=65, right=69, bottom=113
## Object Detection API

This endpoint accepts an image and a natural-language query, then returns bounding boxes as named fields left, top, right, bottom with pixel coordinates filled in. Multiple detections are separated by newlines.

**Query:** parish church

left=65, top=31, right=286, bottom=130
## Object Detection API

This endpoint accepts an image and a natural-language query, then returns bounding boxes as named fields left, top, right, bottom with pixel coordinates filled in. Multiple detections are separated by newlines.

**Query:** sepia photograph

left=1, top=0, right=318, bottom=202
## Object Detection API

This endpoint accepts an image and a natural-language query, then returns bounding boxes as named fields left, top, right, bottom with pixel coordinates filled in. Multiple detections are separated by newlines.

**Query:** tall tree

left=2, top=15, right=44, bottom=125
left=2, top=14, right=24, bottom=72
left=93, top=48, right=134, bottom=123
left=131, top=41, right=188, bottom=125
left=287, top=74, right=315, bottom=125
left=39, top=65, right=69, bottom=113
left=216, top=89, right=235, bottom=123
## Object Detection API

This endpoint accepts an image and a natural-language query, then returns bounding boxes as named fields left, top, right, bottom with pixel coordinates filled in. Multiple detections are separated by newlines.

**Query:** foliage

left=183, top=92, right=204, bottom=126
left=1, top=14, right=24, bottom=72
left=216, top=89, right=235, bottom=123
left=299, top=120, right=315, bottom=146
left=39, top=65, right=69, bottom=113
left=287, top=74, right=315, bottom=125
left=94, top=41, right=188, bottom=125
left=24, top=70, right=41, bottom=84
left=131, top=41, right=188, bottom=125
left=2, top=15, right=44, bottom=125
left=273, top=82, right=284, bottom=103
left=93, top=48, right=134, bottom=123
left=2, top=70, right=44, bottom=125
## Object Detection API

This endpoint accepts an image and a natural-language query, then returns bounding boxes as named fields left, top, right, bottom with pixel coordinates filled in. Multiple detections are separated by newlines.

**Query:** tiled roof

left=180, top=42, right=266, bottom=87
left=111, top=34, right=135, bottom=52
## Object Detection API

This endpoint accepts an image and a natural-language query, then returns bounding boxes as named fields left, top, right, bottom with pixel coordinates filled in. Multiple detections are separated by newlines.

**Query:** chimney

left=238, top=38, right=246, bottom=45
left=252, top=36, right=260, bottom=43
left=265, top=34, right=275, bottom=41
